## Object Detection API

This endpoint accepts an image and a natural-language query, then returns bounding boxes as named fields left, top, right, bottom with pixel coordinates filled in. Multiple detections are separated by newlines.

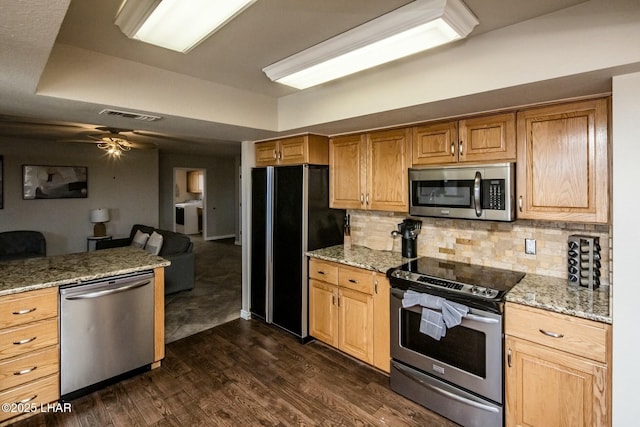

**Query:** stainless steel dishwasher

left=59, top=270, right=155, bottom=399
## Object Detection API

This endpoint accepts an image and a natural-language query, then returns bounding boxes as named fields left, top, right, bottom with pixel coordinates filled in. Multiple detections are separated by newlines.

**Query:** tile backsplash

left=348, top=211, right=611, bottom=286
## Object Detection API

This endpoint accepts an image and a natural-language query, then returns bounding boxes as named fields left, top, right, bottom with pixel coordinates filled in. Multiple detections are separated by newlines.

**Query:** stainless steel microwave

left=409, top=162, right=516, bottom=221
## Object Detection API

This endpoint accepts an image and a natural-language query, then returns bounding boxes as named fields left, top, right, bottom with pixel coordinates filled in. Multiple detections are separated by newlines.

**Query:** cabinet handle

left=365, top=193, right=370, bottom=205
left=332, top=294, right=336, bottom=305
left=12, top=308, right=36, bottom=315
left=360, top=193, right=365, bottom=205
left=337, top=294, right=341, bottom=307
left=518, top=196, right=523, bottom=212
left=539, top=329, right=564, bottom=338
left=451, top=141, right=455, bottom=156
left=15, top=394, right=38, bottom=405
left=348, top=279, right=359, bottom=284
left=375, top=279, right=378, bottom=294
left=507, top=348, right=512, bottom=367
left=317, top=271, right=326, bottom=275
left=13, top=336, right=37, bottom=345
left=273, top=150, right=277, bottom=160
left=14, top=366, right=38, bottom=376
left=278, top=151, right=282, bottom=160
left=459, top=141, right=464, bottom=156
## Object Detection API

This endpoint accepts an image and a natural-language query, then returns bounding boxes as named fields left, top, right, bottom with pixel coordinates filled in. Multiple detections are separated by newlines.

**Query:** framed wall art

left=23, top=165, right=88, bottom=200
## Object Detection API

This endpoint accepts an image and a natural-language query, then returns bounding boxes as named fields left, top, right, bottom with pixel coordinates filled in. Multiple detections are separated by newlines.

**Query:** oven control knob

left=471, top=286, right=480, bottom=294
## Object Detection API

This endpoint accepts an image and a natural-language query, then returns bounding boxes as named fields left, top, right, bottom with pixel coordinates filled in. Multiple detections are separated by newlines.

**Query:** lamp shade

left=90, top=208, right=110, bottom=223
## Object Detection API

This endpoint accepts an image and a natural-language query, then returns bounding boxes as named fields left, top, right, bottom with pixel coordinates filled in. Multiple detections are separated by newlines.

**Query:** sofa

left=96, top=224, right=195, bottom=295
left=0, top=230, right=46, bottom=262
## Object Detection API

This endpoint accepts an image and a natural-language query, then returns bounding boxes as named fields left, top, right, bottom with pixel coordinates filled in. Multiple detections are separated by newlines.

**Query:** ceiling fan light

left=115, top=0, right=256, bottom=53
left=262, top=0, right=478, bottom=90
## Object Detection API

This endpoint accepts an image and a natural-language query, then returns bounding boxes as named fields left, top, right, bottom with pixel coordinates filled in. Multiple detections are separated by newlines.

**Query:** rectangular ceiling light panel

left=116, top=0, right=256, bottom=53
left=263, top=0, right=478, bottom=90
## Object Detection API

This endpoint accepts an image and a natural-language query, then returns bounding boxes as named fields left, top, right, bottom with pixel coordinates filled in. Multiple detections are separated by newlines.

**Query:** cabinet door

left=279, top=136, right=306, bottom=165
left=372, top=273, right=390, bottom=373
left=506, top=335, right=608, bottom=427
left=516, top=99, right=609, bottom=223
left=459, top=112, right=516, bottom=163
left=255, top=141, right=279, bottom=166
left=309, top=279, right=338, bottom=347
left=338, top=287, right=373, bottom=363
left=330, top=134, right=366, bottom=209
left=412, top=121, right=458, bottom=165
left=367, top=128, right=410, bottom=212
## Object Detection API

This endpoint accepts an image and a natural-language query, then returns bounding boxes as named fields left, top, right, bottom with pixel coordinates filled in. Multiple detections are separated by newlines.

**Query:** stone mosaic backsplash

left=347, top=210, right=611, bottom=286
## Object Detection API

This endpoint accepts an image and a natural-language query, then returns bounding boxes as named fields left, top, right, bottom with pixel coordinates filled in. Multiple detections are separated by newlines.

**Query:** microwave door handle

left=474, top=171, right=482, bottom=217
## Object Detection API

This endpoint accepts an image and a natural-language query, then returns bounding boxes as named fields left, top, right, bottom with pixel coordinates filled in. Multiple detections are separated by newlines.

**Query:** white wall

left=612, top=72, right=640, bottom=425
left=0, top=139, right=159, bottom=255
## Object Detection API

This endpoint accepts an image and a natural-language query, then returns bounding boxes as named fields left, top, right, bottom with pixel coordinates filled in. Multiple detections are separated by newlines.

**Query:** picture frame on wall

left=22, top=165, right=88, bottom=200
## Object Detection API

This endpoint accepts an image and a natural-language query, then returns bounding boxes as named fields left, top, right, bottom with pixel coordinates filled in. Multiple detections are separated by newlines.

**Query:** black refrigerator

left=250, top=164, right=344, bottom=340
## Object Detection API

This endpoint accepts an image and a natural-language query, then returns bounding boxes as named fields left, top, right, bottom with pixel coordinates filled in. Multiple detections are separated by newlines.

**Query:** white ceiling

left=0, top=0, right=600, bottom=155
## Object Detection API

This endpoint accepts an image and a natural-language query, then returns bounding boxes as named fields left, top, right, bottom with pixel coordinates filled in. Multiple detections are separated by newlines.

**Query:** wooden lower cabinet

left=308, top=259, right=390, bottom=373
left=505, top=302, right=611, bottom=427
left=0, top=287, right=60, bottom=424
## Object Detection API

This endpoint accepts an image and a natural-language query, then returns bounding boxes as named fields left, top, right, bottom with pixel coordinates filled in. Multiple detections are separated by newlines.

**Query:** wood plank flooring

left=9, top=319, right=459, bottom=426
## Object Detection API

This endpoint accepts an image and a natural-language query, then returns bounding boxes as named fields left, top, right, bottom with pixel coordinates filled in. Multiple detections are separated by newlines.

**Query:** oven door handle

left=394, top=362, right=500, bottom=414
left=391, top=288, right=499, bottom=324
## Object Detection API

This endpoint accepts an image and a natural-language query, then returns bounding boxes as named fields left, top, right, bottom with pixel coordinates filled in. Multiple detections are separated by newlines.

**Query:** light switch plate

left=525, top=238, right=536, bottom=255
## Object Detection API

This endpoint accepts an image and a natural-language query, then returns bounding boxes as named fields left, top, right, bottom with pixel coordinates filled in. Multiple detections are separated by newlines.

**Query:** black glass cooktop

left=387, top=257, right=525, bottom=311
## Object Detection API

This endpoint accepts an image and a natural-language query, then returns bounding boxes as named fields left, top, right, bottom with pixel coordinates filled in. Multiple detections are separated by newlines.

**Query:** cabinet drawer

left=309, top=259, right=338, bottom=285
left=0, top=374, right=60, bottom=422
left=0, top=346, right=59, bottom=391
left=0, top=288, right=58, bottom=329
left=338, top=265, right=373, bottom=294
left=506, top=303, right=609, bottom=363
left=0, top=318, right=58, bottom=361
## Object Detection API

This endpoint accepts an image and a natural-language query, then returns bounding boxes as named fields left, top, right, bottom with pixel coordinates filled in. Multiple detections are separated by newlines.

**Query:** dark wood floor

left=11, top=319, right=458, bottom=426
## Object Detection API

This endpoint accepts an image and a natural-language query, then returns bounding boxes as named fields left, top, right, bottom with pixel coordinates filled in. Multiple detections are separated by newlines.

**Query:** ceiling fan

left=63, top=127, right=156, bottom=157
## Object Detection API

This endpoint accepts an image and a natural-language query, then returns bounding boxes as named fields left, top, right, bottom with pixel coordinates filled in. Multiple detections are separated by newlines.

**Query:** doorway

left=173, top=167, right=206, bottom=238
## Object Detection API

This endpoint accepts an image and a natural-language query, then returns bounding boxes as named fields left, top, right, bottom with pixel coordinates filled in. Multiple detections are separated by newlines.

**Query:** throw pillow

left=131, top=230, right=150, bottom=249
left=145, top=231, right=163, bottom=255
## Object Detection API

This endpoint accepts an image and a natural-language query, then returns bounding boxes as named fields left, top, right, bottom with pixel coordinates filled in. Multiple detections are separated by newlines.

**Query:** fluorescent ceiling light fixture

left=115, top=0, right=256, bottom=53
left=262, top=0, right=478, bottom=90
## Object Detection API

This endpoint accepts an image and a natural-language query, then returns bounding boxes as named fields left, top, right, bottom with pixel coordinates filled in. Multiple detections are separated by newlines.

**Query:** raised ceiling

left=0, top=0, right=605, bottom=154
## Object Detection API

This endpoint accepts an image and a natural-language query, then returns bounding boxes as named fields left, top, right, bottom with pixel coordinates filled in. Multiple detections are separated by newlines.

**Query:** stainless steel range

left=387, top=257, right=524, bottom=427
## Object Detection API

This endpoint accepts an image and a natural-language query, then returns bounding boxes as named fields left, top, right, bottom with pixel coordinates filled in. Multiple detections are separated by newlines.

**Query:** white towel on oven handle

left=402, top=290, right=469, bottom=340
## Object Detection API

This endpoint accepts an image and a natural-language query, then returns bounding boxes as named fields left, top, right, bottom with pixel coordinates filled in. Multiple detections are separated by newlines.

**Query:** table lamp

left=90, top=208, right=110, bottom=237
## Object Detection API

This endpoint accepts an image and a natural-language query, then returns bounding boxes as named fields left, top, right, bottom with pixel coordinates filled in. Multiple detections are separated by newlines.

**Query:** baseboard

left=240, top=310, right=251, bottom=320
left=234, top=240, right=241, bottom=246
left=204, top=234, right=236, bottom=241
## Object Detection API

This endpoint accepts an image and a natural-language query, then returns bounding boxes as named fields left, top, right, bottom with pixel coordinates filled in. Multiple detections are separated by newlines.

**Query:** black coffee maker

left=395, top=219, right=422, bottom=258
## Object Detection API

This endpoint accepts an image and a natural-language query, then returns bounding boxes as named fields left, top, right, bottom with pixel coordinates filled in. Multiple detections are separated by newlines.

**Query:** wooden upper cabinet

left=330, top=129, right=410, bottom=212
left=516, top=98, right=609, bottom=223
left=412, top=112, right=515, bottom=166
left=254, top=134, right=328, bottom=166
left=367, top=129, right=410, bottom=212
left=329, top=134, right=366, bottom=209
left=412, top=121, right=458, bottom=165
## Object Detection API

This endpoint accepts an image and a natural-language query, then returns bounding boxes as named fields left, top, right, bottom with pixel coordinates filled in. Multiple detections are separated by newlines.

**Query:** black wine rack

left=567, top=235, right=601, bottom=290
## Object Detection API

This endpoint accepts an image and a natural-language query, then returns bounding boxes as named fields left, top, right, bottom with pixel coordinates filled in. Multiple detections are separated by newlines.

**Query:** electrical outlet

left=525, top=238, right=536, bottom=255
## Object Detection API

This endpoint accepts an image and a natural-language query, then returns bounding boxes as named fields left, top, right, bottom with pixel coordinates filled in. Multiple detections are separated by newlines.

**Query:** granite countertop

left=307, top=244, right=412, bottom=274
left=506, top=274, right=611, bottom=324
left=0, top=246, right=170, bottom=297
left=308, top=244, right=612, bottom=325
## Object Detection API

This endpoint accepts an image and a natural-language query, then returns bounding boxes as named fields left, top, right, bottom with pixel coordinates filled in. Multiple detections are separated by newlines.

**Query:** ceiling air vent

left=99, top=109, right=162, bottom=122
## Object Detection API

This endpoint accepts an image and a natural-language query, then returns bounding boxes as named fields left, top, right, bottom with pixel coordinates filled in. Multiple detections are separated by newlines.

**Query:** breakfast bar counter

left=0, top=246, right=170, bottom=296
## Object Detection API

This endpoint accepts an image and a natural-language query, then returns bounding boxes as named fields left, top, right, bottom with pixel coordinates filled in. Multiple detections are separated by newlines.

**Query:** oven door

left=390, top=287, right=503, bottom=404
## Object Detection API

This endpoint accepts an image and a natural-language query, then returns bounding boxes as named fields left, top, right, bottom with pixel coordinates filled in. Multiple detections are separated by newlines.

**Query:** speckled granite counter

left=308, top=244, right=612, bottom=325
left=0, top=246, right=170, bottom=297
left=506, top=273, right=611, bottom=324
left=306, top=244, right=412, bottom=273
